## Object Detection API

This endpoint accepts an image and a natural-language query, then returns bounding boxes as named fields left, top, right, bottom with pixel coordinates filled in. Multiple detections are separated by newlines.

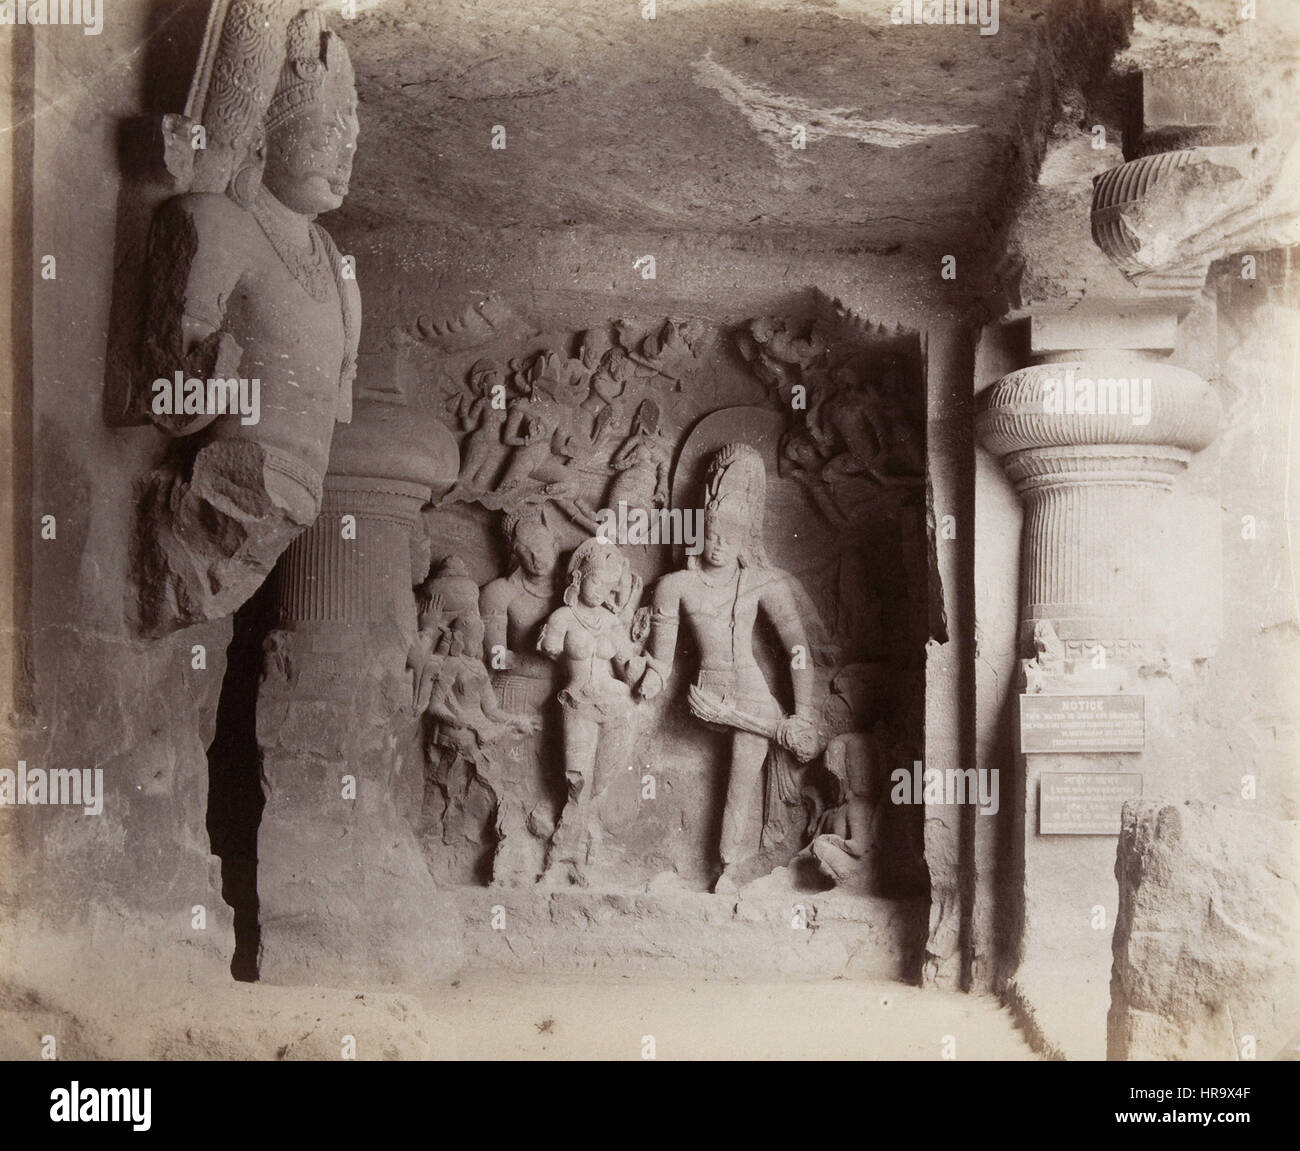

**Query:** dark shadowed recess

left=205, top=577, right=277, bottom=981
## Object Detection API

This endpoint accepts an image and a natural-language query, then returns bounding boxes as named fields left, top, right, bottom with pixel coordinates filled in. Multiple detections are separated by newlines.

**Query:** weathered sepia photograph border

left=1, top=0, right=1297, bottom=1083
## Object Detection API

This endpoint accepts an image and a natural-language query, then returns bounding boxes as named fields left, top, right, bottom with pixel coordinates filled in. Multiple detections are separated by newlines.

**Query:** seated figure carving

left=804, top=666, right=888, bottom=891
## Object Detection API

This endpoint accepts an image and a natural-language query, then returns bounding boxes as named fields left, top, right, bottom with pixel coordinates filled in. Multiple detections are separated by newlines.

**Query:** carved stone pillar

left=977, top=352, right=1221, bottom=1056
left=979, top=357, right=1221, bottom=673
left=256, top=399, right=464, bottom=984
left=274, top=475, right=430, bottom=627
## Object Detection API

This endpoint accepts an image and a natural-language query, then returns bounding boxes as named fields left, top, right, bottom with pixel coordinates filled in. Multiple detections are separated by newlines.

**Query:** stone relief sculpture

left=404, top=311, right=927, bottom=901
left=736, top=319, right=924, bottom=526
left=431, top=320, right=708, bottom=535
left=477, top=508, right=565, bottom=884
left=445, top=358, right=513, bottom=496
left=410, top=558, right=539, bottom=871
left=577, top=331, right=636, bottom=421
left=736, top=316, right=826, bottom=394
left=1020, top=619, right=1066, bottom=693
left=605, top=398, right=672, bottom=525
left=803, top=666, right=889, bottom=892
left=497, top=348, right=607, bottom=486
left=805, top=675, right=926, bottom=897
left=136, top=2, right=360, bottom=634
left=449, top=350, right=603, bottom=532
left=779, top=357, right=925, bottom=524
left=415, top=293, right=530, bottom=353
left=623, top=318, right=712, bottom=390
left=639, top=443, right=825, bottom=893
left=537, top=538, right=648, bottom=886
left=479, top=508, right=563, bottom=707
left=814, top=358, right=925, bottom=488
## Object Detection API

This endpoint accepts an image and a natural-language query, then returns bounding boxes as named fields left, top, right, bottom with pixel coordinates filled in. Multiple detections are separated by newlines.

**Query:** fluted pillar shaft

left=978, top=358, right=1220, bottom=666
left=276, top=476, right=429, bottom=629
left=976, top=351, right=1221, bottom=1058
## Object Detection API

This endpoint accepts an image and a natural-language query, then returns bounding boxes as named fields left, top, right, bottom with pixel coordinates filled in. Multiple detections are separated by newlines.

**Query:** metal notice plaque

left=1019, top=694, right=1144, bottom=753
left=1039, top=772, right=1143, bottom=835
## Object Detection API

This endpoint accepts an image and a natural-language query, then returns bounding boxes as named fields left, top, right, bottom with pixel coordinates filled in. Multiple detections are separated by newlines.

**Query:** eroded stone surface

left=1109, top=799, right=1300, bottom=1061
left=135, top=4, right=362, bottom=635
left=453, top=883, right=927, bottom=981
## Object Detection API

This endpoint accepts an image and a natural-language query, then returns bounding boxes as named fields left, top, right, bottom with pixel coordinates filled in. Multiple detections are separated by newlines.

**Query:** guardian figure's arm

left=141, top=195, right=246, bottom=435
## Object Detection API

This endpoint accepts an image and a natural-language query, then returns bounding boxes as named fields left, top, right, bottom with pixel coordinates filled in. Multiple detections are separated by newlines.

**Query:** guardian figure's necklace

left=249, top=188, right=333, bottom=303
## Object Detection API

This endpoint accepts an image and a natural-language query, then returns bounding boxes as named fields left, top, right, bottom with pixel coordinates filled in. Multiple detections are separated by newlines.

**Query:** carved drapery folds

left=978, top=358, right=1220, bottom=678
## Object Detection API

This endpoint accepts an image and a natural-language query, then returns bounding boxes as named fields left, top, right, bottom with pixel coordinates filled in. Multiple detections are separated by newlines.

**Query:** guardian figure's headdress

left=179, top=2, right=354, bottom=195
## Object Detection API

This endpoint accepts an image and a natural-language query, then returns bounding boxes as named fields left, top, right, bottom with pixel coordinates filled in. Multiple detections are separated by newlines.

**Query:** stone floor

left=1, top=972, right=1040, bottom=1060
left=424, top=974, right=1041, bottom=1061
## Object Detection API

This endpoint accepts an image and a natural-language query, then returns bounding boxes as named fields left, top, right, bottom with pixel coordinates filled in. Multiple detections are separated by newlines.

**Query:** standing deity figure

left=137, top=3, right=360, bottom=634
left=479, top=509, right=562, bottom=717
left=537, top=538, right=647, bottom=885
left=639, top=443, right=824, bottom=893
left=478, top=508, right=563, bottom=882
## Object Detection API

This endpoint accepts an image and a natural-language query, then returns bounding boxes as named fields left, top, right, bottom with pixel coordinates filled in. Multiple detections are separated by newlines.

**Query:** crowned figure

left=138, top=2, right=361, bottom=634
left=639, top=443, right=824, bottom=893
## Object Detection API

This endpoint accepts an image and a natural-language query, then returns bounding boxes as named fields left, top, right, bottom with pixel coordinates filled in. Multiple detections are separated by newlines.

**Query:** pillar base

left=256, top=624, right=463, bottom=986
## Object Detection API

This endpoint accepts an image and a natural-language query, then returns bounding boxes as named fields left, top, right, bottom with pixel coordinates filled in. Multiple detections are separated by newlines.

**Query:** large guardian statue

left=136, top=2, right=360, bottom=634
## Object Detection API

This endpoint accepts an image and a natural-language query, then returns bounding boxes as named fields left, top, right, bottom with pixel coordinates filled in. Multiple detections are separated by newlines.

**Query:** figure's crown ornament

left=703, top=442, right=769, bottom=566
left=417, top=557, right=481, bottom=631
left=502, top=505, right=547, bottom=543
left=265, top=7, right=356, bottom=133
left=176, top=1, right=355, bottom=194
